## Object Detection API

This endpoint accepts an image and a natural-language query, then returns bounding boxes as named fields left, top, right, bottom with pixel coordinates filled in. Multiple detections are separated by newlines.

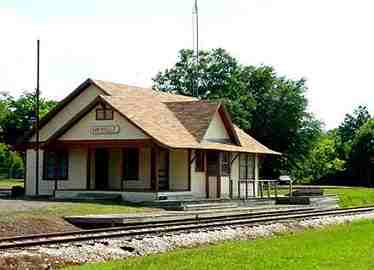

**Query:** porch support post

left=120, top=148, right=124, bottom=192
left=155, top=147, right=160, bottom=193
left=217, top=152, right=222, bottom=198
left=188, top=149, right=191, bottom=191
left=255, top=153, right=259, bottom=197
left=205, top=150, right=209, bottom=198
left=86, top=148, right=91, bottom=190
left=229, top=153, right=239, bottom=199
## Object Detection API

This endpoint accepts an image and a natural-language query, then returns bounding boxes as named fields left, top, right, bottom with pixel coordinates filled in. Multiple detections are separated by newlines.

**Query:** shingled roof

left=36, top=79, right=281, bottom=155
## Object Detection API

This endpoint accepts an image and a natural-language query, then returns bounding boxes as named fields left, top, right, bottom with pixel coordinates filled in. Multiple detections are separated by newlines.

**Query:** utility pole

left=35, top=39, right=40, bottom=196
left=192, top=0, right=199, bottom=97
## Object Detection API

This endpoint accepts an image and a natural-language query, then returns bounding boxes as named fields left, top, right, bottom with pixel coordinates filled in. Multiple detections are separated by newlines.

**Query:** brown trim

left=43, top=95, right=169, bottom=150
left=47, top=139, right=152, bottom=149
left=217, top=152, right=221, bottom=198
left=42, top=149, right=69, bottom=181
left=119, top=147, right=124, bottom=191
left=86, top=148, right=91, bottom=190
left=21, top=78, right=111, bottom=145
left=188, top=149, right=191, bottom=191
left=43, top=96, right=105, bottom=147
left=154, top=147, right=160, bottom=192
left=204, top=150, right=209, bottom=198
left=23, top=150, right=27, bottom=193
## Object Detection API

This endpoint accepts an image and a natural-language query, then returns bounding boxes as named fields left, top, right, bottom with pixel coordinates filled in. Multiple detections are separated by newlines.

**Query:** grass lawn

left=0, top=178, right=24, bottom=188
left=326, top=187, right=374, bottom=208
left=0, top=199, right=159, bottom=236
left=65, top=219, right=374, bottom=270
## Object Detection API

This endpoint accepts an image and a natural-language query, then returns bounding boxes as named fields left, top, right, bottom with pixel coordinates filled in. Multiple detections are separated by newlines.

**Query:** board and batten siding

left=60, top=104, right=148, bottom=141
left=25, top=148, right=87, bottom=196
left=30, top=85, right=104, bottom=142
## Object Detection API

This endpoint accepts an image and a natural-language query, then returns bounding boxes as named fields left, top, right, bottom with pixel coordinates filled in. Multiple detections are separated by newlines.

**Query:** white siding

left=26, top=148, right=87, bottom=196
left=169, top=149, right=188, bottom=191
left=60, top=104, right=148, bottom=141
left=31, top=85, right=104, bottom=142
left=203, top=111, right=230, bottom=141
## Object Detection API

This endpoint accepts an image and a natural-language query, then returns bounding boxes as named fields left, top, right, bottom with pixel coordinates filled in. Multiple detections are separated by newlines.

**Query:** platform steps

left=73, top=193, right=122, bottom=201
left=144, top=199, right=239, bottom=211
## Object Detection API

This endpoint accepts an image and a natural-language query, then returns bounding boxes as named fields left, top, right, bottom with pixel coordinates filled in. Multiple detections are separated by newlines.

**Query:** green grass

left=0, top=178, right=24, bottom=188
left=327, top=187, right=374, bottom=208
left=65, top=219, right=374, bottom=270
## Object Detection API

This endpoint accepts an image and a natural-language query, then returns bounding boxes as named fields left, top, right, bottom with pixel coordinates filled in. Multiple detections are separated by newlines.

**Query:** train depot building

left=22, top=79, right=280, bottom=202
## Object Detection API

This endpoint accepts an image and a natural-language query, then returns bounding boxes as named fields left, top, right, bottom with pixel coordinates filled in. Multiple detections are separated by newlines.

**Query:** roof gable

left=29, top=78, right=280, bottom=155
left=59, top=104, right=148, bottom=141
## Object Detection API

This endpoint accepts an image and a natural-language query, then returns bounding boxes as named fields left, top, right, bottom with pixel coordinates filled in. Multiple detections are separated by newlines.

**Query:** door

left=95, top=149, right=109, bottom=190
left=206, top=151, right=220, bottom=198
left=151, top=149, right=170, bottom=191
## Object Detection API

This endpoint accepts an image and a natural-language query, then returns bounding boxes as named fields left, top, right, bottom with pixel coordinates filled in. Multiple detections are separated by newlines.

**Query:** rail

left=1, top=206, right=374, bottom=250
left=237, top=179, right=293, bottom=200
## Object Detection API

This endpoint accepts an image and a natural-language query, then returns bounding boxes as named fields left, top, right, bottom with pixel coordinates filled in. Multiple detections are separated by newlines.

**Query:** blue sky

left=1, top=0, right=373, bottom=129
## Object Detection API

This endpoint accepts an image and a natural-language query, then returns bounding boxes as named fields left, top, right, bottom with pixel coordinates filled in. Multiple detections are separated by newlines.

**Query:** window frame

left=123, top=148, right=140, bottom=181
left=239, top=153, right=255, bottom=180
left=195, top=150, right=205, bottom=172
left=43, top=150, right=69, bottom=180
left=96, top=108, right=114, bottom=120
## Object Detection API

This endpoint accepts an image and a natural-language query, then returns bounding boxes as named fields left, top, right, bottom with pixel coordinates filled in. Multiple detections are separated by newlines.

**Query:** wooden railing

left=236, top=179, right=293, bottom=200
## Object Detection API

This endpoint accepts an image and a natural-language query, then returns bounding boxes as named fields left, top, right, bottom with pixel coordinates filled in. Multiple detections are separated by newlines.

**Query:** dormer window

left=96, top=108, right=113, bottom=120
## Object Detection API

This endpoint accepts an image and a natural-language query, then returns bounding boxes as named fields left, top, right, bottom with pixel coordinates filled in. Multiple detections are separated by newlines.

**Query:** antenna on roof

left=192, top=0, right=199, bottom=97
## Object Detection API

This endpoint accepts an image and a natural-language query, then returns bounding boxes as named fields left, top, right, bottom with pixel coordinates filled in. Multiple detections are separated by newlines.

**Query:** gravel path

left=2, top=211, right=374, bottom=269
left=0, top=198, right=59, bottom=214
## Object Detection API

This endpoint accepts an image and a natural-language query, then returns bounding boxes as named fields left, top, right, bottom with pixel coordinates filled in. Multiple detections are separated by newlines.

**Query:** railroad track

left=1, top=206, right=374, bottom=250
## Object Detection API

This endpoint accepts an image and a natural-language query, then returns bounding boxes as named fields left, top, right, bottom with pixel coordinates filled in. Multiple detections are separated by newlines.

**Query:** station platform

left=65, top=203, right=320, bottom=228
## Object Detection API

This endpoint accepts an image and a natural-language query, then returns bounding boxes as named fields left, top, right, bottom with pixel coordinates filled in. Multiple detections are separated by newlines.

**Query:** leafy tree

left=0, top=92, right=57, bottom=145
left=153, top=48, right=321, bottom=177
left=293, top=131, right=345, bottom=183
left=350, top=119, right=374, bottom=186
left=336, top=105, right=371, bottom=159
left=0, top=143, right=24, bottom=178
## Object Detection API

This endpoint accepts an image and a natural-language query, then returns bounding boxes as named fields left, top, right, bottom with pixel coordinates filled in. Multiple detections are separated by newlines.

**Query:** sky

left=1, top=0, right=373, bottom=130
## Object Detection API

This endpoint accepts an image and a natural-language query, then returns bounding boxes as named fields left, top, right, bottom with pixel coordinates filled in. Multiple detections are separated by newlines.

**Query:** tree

left=350, top=119, right=374, bottom=186
left=293, top=131, right=345, bottom=183
left=153, top=48, right=322, bottom=177
left=336, top=105, right=371, bottom=159
left=0, top=92, right=57, bottom=145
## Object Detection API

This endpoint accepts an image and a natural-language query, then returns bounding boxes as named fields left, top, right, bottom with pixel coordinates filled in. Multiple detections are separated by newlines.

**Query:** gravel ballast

left=2, top=212, right=374, bottom=269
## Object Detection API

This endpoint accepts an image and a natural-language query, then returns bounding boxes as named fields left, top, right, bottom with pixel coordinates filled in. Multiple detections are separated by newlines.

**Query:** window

left=96, top=108, right=113, bottom=120
left=123, top=148, right=139, bottom=180
left=239, top=153, right=255, bottom=180
left=43, top=150, right=68, bottom=180
left=221, top=152, right=230, bottom=176
left=195, top=150, right=205, bottom=172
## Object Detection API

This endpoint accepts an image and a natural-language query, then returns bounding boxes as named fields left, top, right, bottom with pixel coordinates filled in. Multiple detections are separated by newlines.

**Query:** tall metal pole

left=192, top=0, right=199, bottom=97
left=35, top=39, right=40, bottom=196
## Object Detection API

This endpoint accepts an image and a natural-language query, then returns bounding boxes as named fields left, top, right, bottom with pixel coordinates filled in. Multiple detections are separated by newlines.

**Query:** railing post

left=267, top=181, right=270, bottom=198
left=289, top=180, right=293, bottom=198
left=275, top=181, right=278, bottom=198
left=245, top=180, right=248, bottom=200
left=238, top=180, right=241, bottom=200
